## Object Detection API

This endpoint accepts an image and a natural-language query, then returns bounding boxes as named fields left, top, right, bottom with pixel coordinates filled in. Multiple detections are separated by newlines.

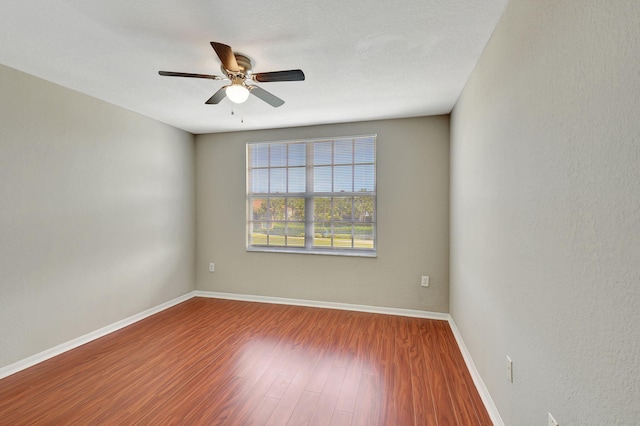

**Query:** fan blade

left=211, top=42, right=239, bottom=72
left=205, top=86, right=227, bottom=104
left=249, top=86, right=285, bottom=107
left=253, top=69, right=305, bottom=83
left=159, top=71, right=223, bottom=80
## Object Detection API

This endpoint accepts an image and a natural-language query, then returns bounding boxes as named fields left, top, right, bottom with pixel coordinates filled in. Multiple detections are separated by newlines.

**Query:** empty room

left=1, top=0, right=638, bottom=425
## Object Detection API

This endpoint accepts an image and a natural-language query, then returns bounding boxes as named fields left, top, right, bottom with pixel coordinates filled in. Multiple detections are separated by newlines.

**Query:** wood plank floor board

left=418, top=322, right=460, bottom=425
left=381, top=361, right=397, bottom=425
left=409, top=332, right=438, bottom=425
left=0, top=297, right=492, bottom=425
left=334, top=329, right=367, bottom=414
left=287, top=390, right=321, bottom=425
left=226, top=353, right=293, bottom=425
left=432, top=321, right=493, bottom=425
left=305, top=355, right=334, bottom=394
left=351, top=372, right=381, bottom=426
left=309, top=364, right=347, bottom=426
left=361, top=328, right=380, bottom=377
left=266, top=366, right=315, bottom=426
left=330, top=410, right=353, bottom=426
left=438, top=325, right=494, bottom=425
left=247, top=396, right=280, bottom=426
left=394, top=343, right=416, bottom=425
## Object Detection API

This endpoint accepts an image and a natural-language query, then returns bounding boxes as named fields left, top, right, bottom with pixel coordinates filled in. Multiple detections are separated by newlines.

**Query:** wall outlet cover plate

left=421, top=276, right=430, bottom=287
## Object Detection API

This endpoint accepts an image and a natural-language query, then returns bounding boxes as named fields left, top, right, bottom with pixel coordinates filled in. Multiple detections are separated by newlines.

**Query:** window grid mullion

left=285, top=145, right=289, bottom=247
left=351, top=197, right=355, bottom=248
left=265, top=198, right=270, bottom=246
left=351, top=139, right=355, bottom=192
left=331, top=141, right=335, bottom=193
left=305, top=142, right=314, bottom=250
left=284, top=197, right=287, bottom=247
left=330, top=197, right=335, bottom=248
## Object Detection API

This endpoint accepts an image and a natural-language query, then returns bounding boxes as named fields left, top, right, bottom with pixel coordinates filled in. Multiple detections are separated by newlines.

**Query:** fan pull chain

left=231, top=109, right=245, bottom=124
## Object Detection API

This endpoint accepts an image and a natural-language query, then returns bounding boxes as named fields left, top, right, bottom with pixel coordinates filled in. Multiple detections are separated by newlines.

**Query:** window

left=247, top=135, right=376, bottom=256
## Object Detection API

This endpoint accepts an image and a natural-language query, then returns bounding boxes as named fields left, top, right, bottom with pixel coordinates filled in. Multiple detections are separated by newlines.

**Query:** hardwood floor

left=0, top=298, right=492, bottom=425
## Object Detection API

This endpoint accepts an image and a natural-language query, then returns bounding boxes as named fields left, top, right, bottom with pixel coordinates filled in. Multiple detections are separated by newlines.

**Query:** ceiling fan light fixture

left=226, top=83, right=250, bottom=104
left=159, top=42, right=301, bottom=107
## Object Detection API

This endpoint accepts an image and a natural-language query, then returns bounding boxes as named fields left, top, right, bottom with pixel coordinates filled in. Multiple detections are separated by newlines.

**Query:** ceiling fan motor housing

left=222, top=53, right=253, bottom=78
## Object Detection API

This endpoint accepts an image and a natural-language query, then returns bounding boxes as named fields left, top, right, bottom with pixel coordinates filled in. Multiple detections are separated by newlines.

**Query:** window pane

left=334, top=223, right=353, bottom=247
left=313, top=197, right=332, bottom=221
left=269, top=198, right=285, bottom=220
left=251, top=169, right=269, bottom=193
left=250, top=222, right=268, bottom=245
left=354, top=164, right=375, bottom=192
left=354, top=138, right=375, bottom=163
left=333, top=197, right=353, bottom=221
left=270, top=168, right=286, bottom=193
left=314, top=166, right=332, bottom=192
left=251, top=144, right=269, bottom=168
left=288, top=143, right=306, bottom=167
left=268, top=222, right=285, bottom=246
left=285, top=223, right=305, bottom=247
left=334, top=166, right=353, bottom=192
left=270, top=143, right=286, bottom=167
left=288, top=167, right=305, bottom=193
left=354, top=196, right=374, bottom=222
left=287, top=198, right=305, bottom=221
left=314, top=141, right=332, bottom=165
left=334, top=139, right=353, bottom=164
left=251, top=198, right=269, bottom=220
left=354, top=224, right=374, bottom=248
left=313, top=222, right=332, bottom=247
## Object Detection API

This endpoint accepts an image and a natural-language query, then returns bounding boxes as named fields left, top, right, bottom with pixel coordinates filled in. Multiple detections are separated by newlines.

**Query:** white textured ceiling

left=0, top=0, right=507, bottom=134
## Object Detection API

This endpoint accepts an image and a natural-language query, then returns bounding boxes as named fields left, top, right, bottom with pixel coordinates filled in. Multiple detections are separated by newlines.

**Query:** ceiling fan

left=159, top=42, right=305, bottom=108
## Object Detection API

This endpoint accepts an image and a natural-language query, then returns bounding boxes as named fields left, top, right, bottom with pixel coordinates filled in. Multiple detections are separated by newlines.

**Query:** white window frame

left=246, top=135, right=377, bottom=257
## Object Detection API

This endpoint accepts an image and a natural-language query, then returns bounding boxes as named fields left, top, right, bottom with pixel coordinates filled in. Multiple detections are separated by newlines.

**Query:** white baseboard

left=193, top=290, right=451, bottom=320
left=448, top=317, right=504, bottom=426
left=1, top=289, right=502, bottom=425
left=0, top=291, right=197, bottom=380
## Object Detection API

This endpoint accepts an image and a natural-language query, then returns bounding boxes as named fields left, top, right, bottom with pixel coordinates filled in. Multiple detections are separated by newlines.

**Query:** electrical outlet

left=421, top=276, right=430, bottom=287
left=548, top=412, right=559, bottom=426
left=506, top=356, right=513, bottom=383
left=208, top=263, right=215, bottom=272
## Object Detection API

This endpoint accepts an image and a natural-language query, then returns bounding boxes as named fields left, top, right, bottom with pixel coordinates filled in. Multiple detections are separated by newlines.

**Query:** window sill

left=246, top=246, right=377, bottom=258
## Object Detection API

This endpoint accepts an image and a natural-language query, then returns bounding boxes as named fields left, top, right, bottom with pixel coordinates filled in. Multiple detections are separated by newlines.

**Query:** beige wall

left=451, top=0, right=640, bottom=424
left=196, top=117, right=450, bottom=312
left=0, top=65, right=195, bottom=368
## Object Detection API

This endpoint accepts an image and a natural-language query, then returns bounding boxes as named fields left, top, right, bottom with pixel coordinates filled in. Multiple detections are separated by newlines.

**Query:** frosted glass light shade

left=226, top=84, right=250, bottom=103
